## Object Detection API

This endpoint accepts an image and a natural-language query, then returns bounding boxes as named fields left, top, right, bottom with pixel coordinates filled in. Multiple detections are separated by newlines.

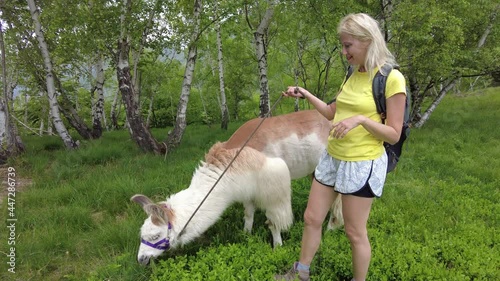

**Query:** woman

left=275, top=13, right=407, bottom=281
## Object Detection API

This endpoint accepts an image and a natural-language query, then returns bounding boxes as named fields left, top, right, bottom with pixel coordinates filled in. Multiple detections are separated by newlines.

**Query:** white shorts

left=314, top=150, right=388, bottom=197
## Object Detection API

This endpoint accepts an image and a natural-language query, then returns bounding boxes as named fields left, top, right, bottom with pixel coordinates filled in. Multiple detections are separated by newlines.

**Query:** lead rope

left=177, top=94, right=285, bottom=238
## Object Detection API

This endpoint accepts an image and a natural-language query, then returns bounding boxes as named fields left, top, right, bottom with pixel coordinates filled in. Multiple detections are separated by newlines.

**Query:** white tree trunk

left=102, top=106, right=108, bottom=131
left=47, top=111, right=53, bottom=135
left=24, top=93, right=29, bottom=124
left=39, top=118, right=44, bottom=135
left=111, top=89, right=120, bottom=129
left=0, top=24, right=9, bottom=152
left=381, top=0, right=394, bottom=42
left=215, top=1, right=229, bottom=129
left=92, top=54, right=105, bottom=137
left=477, top=4, right=499, bottom=49
left=0, top=20, right=24, bottom=160
left=414, top=78, right=458, bottom=128
left=27, top=0, right=78, bottom=149
left=167, top=0, right=202, bottom=148
left=0, top=99, right=7, bottom=149
left=146, top=94, right=154, bottom=128
left=253, top=0, right=276, bottom=117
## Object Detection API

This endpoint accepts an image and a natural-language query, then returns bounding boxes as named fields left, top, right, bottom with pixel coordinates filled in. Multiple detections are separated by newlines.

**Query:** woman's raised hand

left=282, top=86, right=306, bottom=99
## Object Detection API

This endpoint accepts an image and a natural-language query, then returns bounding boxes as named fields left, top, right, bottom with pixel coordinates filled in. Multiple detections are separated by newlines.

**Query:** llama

left=223, top=110, right=343, bottom=230
left=131, top=142, right=293, bottom=265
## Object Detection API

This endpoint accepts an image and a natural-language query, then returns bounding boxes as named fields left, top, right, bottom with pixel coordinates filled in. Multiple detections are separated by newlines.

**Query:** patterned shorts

left=314, top=150, right=388, bottom=198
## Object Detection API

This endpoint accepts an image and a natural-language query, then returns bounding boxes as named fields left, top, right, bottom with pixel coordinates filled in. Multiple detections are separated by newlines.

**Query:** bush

left=1, top=88, right=498, bottom=281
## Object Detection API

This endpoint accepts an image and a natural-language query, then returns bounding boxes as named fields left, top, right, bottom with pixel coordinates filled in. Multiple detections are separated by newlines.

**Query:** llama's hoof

left=272, top=239, right=283, bottom=248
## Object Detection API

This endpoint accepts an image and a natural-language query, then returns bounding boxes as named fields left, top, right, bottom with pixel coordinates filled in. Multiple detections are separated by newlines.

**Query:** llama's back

left=223, top=110, right=330, bottom=179
left=202, top=143, right=292, bottom=213
left=204, top=142, right=269, bottom=177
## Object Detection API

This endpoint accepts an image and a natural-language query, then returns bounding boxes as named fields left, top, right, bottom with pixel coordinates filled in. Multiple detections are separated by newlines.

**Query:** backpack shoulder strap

left=346, top=65, right=355, bottom=80
left=341, top=65, right=355, bottom=90
left=372, top=64, right=395, bottom=121
left=328, top=65, right=355, bottom=105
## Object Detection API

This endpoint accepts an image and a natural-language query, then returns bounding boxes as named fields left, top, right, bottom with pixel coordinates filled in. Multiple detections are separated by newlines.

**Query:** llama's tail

left=327, top=194, right=344, bottom=231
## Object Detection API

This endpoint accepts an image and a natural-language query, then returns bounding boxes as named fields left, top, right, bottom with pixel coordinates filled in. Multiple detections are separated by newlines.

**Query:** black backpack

left=345, top=64, right=411, bottom=173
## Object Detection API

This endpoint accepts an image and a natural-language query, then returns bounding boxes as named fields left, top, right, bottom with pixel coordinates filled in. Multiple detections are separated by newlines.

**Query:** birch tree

left=92, top=54, right=105, bottom=137
left=246, top=0, right=277, bottom=117
left=131, top=0, right=159, bottom=100
left=214, top=1, right=229, bottom=130
left=166, top=0, right=202, bottom=149
left=393, top=2, right=500, bottom=128
left=0, top=22, right=24, bottom=162
left=27, top=0, right=78, bottom=149
left=380, top=0, right=394, bottom=42
left=413, top=4, right=499, bottom=128
left=25, top=0, right=103, bottom=141
left=53, top=75, right=94, bottom=139
left=110, top=89, right=121, bottom=129
left=116, top=0, right=162, bottom=154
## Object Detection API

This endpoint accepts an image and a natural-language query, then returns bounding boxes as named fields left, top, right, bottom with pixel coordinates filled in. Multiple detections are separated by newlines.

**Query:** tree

left=0, top=21, right=24, bottom=162
left=245, top=0, right=278, bottom=117
left=214, top=1, right=229, bottom=130
left=1, top=0, right=105, bottom=141
left=413, top=3, right=499, bottom=128
left=27, top=0, right=78, bottom=149
left=388, top=0, right=500, bottom=128
left=166, top=0, right=203, bottom=150
left=91, top=54, right=106, bottom=137
left=116, top=0, right=162, bottom=154
left=0, top=0, right=497, bottom=154
left=277, top=1, right=346, bottom=101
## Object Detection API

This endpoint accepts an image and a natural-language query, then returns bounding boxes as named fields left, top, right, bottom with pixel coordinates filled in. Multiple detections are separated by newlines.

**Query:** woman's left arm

left=362, top=93, right=406, bottom=144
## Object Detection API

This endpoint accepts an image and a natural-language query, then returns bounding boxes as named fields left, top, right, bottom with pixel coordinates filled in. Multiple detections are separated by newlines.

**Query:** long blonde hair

left=337, top=13, right=396, bottom=77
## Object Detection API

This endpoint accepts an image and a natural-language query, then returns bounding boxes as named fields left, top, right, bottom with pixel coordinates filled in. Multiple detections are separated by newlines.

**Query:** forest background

left=0, top=0, right=499, bottom=280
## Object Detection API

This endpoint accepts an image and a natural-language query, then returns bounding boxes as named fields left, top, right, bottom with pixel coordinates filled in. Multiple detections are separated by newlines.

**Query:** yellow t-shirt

left=327, top=66, right=406, bottom=161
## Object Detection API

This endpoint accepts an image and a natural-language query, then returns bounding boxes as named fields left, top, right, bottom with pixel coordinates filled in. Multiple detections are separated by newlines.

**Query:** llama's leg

left=266, top=218, right=283, bottom=247
left=243, top=201, right=255, bottom=233
left=327, top=193, right=344, bottom=230
left=259, top=157, right=293, bottom=247
left=265, top=203, right=293, bottom=248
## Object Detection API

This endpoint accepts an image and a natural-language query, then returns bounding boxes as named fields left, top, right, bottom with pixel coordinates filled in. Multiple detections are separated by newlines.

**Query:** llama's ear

left=131, top=194, right=153, bottom=211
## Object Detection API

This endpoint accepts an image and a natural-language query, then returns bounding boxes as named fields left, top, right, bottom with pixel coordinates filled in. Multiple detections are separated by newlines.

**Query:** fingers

left=330, top=122, right=349, bottom=139
left=282, top=86, right=305, bottom=99
left=281, top=87, right=292, bottom=97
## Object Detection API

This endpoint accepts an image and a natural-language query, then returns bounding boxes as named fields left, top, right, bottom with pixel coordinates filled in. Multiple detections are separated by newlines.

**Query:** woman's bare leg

left=342, top=195, right=374, bottom=281
left=298, top=179, right=339, bottom=265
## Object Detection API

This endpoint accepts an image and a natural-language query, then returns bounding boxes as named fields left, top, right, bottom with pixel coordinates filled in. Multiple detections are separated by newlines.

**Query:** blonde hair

left=337, top=13, right=396, bottom=77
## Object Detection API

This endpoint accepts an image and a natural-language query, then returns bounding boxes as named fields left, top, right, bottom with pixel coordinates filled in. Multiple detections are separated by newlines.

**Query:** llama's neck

left=164, top=165, right=233, bottom=248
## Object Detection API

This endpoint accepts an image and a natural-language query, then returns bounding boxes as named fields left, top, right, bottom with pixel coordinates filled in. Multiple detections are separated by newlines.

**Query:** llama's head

left=131, top=194, right=172, bottom=265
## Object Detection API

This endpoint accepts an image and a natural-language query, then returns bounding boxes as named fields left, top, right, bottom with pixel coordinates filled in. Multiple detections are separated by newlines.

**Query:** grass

left=1, top=87, right=499, bottom=280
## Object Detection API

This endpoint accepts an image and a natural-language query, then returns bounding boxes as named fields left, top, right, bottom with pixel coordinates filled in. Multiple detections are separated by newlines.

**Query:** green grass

left=1, top=88, right=499, bottom=280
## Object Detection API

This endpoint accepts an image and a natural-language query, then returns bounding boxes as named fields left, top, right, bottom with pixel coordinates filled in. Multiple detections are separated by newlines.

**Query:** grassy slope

left=0, top=88, right=498, bottom=280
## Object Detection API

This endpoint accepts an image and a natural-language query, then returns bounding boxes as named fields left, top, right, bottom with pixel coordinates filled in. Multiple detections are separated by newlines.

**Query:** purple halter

left=141, top=222, right=172, bottom=251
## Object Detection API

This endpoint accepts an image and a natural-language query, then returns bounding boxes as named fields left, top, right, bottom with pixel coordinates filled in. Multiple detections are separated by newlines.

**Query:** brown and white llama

left=223, top=109, right=343, bottom=230
left=132, top=142, right=293, bottom=265
left=132, top=110, right=343, bottom=265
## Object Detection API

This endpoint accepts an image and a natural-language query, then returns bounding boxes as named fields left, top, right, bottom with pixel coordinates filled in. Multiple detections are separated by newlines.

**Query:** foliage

left=0, top=88, right=498, bottom=280
left=389, top=0, right=500, bottom=122
left=2, top=0, right=499, bottom=139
